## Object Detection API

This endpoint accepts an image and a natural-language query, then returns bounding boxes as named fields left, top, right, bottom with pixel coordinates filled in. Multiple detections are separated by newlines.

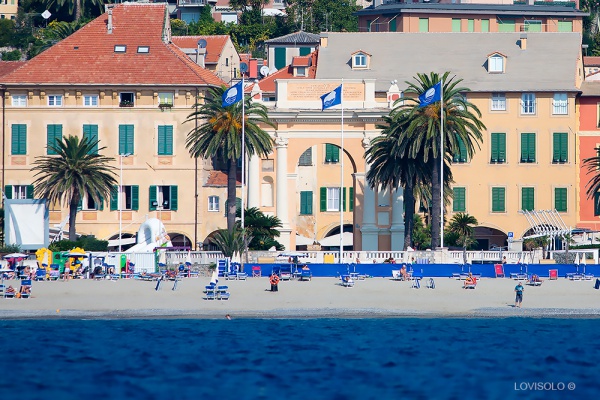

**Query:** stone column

left=360, top=137, right=378, bottom=251
left=275, top=135, right=292, bottom=249
left=390, top=186, right=405, bottom=251
left=247, top=154, right=260, bottom=209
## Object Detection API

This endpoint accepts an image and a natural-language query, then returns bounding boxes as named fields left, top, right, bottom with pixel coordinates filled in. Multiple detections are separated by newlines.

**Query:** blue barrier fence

left=245, top=263, right=600, bottom=278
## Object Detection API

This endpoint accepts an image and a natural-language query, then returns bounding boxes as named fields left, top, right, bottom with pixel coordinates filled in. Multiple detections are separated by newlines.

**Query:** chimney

left=520, top=33, right=527, bottom=50
left=107, top=6, right=113, bottom=34
left=196, top=46, right=206, bottom=68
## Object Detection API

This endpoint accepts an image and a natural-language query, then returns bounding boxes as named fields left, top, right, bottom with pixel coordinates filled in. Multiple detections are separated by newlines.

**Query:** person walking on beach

left=269, top=272, right=280, bottom=292
left=515, top=281, right=524, bottom=308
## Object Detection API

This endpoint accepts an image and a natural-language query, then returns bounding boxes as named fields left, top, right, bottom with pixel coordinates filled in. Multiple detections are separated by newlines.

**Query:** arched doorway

left=473, top=226, right=507, bottom=250
left=319, top=224, right=354, bottom=251
left=168, top=233, right=193, bottom=249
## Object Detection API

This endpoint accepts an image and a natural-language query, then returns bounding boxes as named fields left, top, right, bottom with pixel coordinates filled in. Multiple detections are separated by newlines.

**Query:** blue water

left=0, top=318, right=598, bottom=400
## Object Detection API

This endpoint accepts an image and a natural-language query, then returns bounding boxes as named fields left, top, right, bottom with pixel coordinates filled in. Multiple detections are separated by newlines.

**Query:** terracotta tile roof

left=291, top=56, right=311, bottom=67
left=0, top=61, right=26, bottom=78
left=171, top=35, right=229, bottom=64
left=584, top=56, right=600, bottom=66
left=1, top=4, right=224, bottom=86
left=205, top=170, right=241, bottom=187
left=247, top=50, right=318, bottom=94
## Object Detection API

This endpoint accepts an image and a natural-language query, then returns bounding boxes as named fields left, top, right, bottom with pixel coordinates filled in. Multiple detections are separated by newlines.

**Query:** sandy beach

left=1, top=276, right=600, bottom=319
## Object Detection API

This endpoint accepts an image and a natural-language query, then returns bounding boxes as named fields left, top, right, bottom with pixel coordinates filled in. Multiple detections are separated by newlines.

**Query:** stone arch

left=167, top=232, right=193, bottom=249
left=473, top=225, right=508, bottom=250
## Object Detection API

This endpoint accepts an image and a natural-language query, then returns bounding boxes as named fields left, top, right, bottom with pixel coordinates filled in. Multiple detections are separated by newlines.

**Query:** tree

left=229, top=0, right=270, bottom=25
left=44, top=0, right=104, bottom=22
left=412, top=214, right=431, bottom=250
left=185, top=86, right=274, bottom=232
left=31, top=135, right=117, bottom=241
left=394, top=72, right=485, bottom=249
left=583, top=146, right=600, bottom=201
left=209, top=228, right=246, bottom=258
left=284, top=0, right=359, bottom=33
left=236, top=207, right=284, bottom=250
left=447, top=212, right=478, bottom=264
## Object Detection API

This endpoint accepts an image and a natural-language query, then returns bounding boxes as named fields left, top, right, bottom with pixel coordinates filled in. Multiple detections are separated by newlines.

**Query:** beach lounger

left=300, top=269, right=312, bottom=281
left=341, top=275, right=355, bottom=287
left=236, top=272, right=248, bottom=280
left=217, top=285, right=230, bottom=300
left=204, top=286, right=216, bottom=300
left=549, top=269, right=558, bottom=280
left=391, top=270, right=402, bottom=280
left=280, top=266, right=292, bottom=281
left=411, top=277, right=421, bottom=289
left=527, top=275, right=543, bottom=286
left=426, top=278, right=436, bottom=289
left=18, top=280, right=31, bottom=298
left=494, top=264, right=505, bottom=278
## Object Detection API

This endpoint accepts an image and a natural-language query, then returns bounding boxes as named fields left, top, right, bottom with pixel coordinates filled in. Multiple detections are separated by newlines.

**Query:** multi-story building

left=0, top=3, right=227, bottom=249
left=0, top=0, right=18, bottom=21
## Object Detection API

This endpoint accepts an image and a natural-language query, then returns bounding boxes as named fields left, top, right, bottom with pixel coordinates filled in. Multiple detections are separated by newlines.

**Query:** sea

left=0, top=317, right=598, bottom=400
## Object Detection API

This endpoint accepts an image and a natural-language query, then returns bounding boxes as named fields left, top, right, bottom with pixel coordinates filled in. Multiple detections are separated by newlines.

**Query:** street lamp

left=119, top=153, right=131, bottom=252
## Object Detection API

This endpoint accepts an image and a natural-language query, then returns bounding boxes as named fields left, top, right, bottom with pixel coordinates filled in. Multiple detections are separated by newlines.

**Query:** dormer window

left=114, top=45, right=127, bottom=53
left=291, top=56, right=311, bottom=77
left=487, top=53, right=506, bottom=73
left=351, top=50, right=371, bottom=69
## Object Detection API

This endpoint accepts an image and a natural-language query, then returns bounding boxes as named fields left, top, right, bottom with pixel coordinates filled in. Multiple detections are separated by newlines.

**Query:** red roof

left=1, top=4, right=224, bottom=86
left=291, top=56, right=311, bottom=67
left=205, top=170, right=241, bottom=187
left=247, top=50, right=318, bottom=94
left=0, top=61, right=26, bottom=78
left=171, top=35, right=230, bottom=64
left=584, top=56, right=600, bottom=67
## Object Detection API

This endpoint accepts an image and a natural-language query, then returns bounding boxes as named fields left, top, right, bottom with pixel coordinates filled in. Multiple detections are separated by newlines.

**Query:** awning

left=319, top=232, right=353, bottom=247
left=295, top=234, right=315, bottom=246
left=107, top=237, right=137, bottom=247
left=262, top=8, right=286, bottom=17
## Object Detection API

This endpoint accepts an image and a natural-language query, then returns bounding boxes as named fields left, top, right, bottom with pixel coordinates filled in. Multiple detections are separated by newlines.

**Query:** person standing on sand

left=515, top=281, right=524, bottom=308
left=269, top=272, right=280, bottom=292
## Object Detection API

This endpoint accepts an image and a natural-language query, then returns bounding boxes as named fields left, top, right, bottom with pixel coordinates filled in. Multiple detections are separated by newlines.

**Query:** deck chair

left=463, top=277, right=477, bottom=289
left=494, top=264, right=505, bottom=278
left=3, top=285, right=16, bottom=298
left=549, top=269, right=558, bottom=280
left=527, top=274, right=543, bottom=286
left=251, top=266, right=261, bottom=277
left=426, top=278, right=435, bottom=289
left=300, top=268, right=312, bottom=281
left=341, top=275, right=355, bottom=287
left=18, top=280, right=31, bottom=298
left=217, top=285, right=230, bottom=300
left=391, top=270, right=402, bottom=280
left=203, top=285, right=216, bottom=300
left=411, top=278, right=420, bottom=289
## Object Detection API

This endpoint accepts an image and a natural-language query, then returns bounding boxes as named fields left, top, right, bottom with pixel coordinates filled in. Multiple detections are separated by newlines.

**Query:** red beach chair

left=252, top=266, right=261, bottom=277
left=494, top=264, right=505, bottom=278
left=549, top=269, right=558, bottom=280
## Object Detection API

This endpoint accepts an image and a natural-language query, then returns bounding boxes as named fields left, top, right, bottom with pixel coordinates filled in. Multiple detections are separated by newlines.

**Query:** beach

left=2, top=276, right=600, bottom=319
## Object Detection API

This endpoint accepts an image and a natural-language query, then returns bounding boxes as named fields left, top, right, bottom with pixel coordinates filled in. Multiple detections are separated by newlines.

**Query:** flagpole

left=241, top=73, right=246, bottom=268
left=340, top=81, right=344, bottom=264
left=440, top=79, right=444, bottom=249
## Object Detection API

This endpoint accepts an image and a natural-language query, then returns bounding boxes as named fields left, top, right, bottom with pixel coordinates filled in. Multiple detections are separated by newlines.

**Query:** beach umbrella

left=210, top=268, right=218, bottom=286
left=41, top=251, right=49, bottom=267
left=3, top=253, right=27, bottom=259
left=0, top=266, right=13, bottom=286
left=185, top=250, right=192, bottom=278
left=581, top=252, right=587, bottom=275
left=574, top=253, right=580, bottom=274
left=158, top=250, right=167, bottom=267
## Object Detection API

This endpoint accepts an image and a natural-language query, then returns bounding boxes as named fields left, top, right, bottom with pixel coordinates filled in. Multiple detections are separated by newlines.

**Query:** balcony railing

left=177, top=0, right=213, bottom=7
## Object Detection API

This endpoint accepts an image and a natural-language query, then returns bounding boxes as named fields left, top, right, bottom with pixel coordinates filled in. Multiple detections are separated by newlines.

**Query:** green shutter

left=390, top=19, right=396, bottom=32
left=467, top=19, right=474, bottom=32
left=555, top=188, right=567, bottom=212
left=46, top=124, right=62, bottom=155
left=453, top=187, right=466, bottom=212
left=492, top=187, right=505, bottom=212
left=452, top=19, right=461, bottom=32
left=4, top=185, right=12, bottom=199
left=332, top=145, right=339, bottom=162
left=481, top=19, right=489, bottom=32
left=83, top=124, right=99, bottom=154
left=170, top=185, right=178, bottom=211
left=525, top=21, right=542, bottom=32
left=498, top=19, right=515, bottom=32
left=26, top=185, right=34, bottom=199
left=132, top=185, right=139, bottom=211
left=149, top=185, right=157, bottom=211
left=491, top=133, right=506, bottom=163
left=558, top=21, right=573, bottom=32
left=274, top=47, right=286, bottom=70
left=300, top=191, right=313, bottom=215
left=158, top=125, right=173, bottom=156
left=320, top=187, right=327, bottom=212
left=419, top=18, right=429, bottom=32
left=299, top=148, right=312, bottom=166
left=491, top=133, right=499, bottom=162
left=521, top=133, right=535, bottom=163
left=11, top=124, right=26, bottom=155
left=119, top=125, right=134, bottom=155
left=299, top=47, right=311, bottom=56
left=110, top=185, right=118, bottom=211
left=522, top=187, right=534, bottom=211
left=342, top=187, right=347, bottom=212
left=453, top=136, right=467, bottom=163
left=553, top=132, right=568, bottom=163
left=349, top=187, right=354, bottom=212
left=325, top=144, right=339, bottom=163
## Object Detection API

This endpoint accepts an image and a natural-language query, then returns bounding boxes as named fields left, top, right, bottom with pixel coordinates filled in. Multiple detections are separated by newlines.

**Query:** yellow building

left=0, top=0, right=18, bottom=20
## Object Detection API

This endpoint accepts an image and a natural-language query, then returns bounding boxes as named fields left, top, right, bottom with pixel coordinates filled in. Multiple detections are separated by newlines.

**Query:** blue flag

left=222, top=81, right=243, bottom=107
left=418, top=82, right=442, bottom=108
left=321, top=85, right=342, bottom=110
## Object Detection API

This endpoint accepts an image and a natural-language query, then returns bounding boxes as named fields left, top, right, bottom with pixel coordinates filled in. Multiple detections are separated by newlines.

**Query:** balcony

left=177, top=0, right=216, bottom=7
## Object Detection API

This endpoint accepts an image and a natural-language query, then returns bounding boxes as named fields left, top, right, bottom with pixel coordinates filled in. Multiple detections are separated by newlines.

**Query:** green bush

left=1, top=49, right=22, bottom=61
left=49, top=235, right=108, bottom=252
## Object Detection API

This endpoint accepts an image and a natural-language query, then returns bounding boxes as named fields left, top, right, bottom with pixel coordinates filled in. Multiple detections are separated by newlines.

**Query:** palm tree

left=46, top=0, right=104, bottom=22
left=447, top=212, right=478, bottom=264
left=186, top=86, right=274, bottom=232
left=209, top=229, right=247, bottom=258
left=394, top=72, right=485, bottom=248
left=31, top=135, right=117, bottom=241
left=236, top=207, right=284, bottom=251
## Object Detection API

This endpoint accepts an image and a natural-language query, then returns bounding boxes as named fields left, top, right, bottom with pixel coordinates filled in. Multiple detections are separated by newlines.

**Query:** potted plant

left=119, top=100, right=134, bottom=107
left=158, top=102, right=173, bottom=110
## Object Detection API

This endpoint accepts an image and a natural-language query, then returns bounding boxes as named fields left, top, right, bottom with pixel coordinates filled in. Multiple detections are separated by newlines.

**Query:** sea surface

left=0, top=318, right=598, bottom=400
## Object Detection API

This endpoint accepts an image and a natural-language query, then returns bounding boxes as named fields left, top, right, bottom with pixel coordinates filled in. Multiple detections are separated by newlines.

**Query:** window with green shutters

left=46, top=124, right=62, bottom=155
left=324, top=144, right=339, bottom=163
left=467, top=19, right=474, bottom=32
left=419, top=18, right=429, bottom=32
left=552, top=132, right=568, bottom=163
left=83, top=124, right=98, bottom=154
left=4, top=185, right=34, bottom=199
left=300, top=191, right=313, bottom=215
left=320, top=187, right=348, bottom=212
left=492, top=187, right=506, bottom=212
left=522, top=187, right=534, bottom=211
left=11, top=124, right=26, bottom=155
left=490, top=133, right=506, bottom=163
left=158, top=125, right=173, bottom=156
left=274, top=47, right=286, bottom=70
left=389, top=19, right=396, bottom=32
left=497, top=19, right=515, bottom=32
left=452, top=19, right=461, bottom=32
left=119, top=124, right=134, bottom=155
left=481, top=19, right=489, bottom=32
left=558, top=20, right=573, bottom=32
left=349, top=187, right=354, bottom=211
left=520, top=133, right=536, bottom=163
left=452, top=136, right=468, bottom=163
left=299, top=47, right=311, bottom=56
left=110, top=185, right=139, bottom=211
left=555, top=188, right=567, bottom=212
left=149, top=185, right=177, bottom=211
left=453, top=187, right=466, bottom=212
left=299, top=148, right=312, bottom=166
